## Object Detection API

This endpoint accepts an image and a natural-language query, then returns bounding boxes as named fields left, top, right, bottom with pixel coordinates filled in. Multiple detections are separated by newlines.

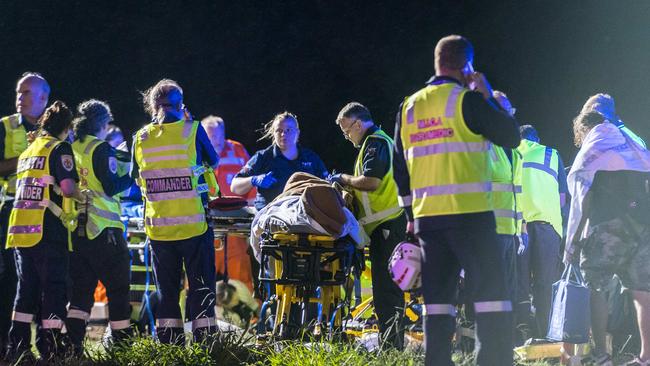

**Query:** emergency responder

left=580, top=93, right=646, bottom=149
left=202, top=115, right=255, bottom=292
left=392, top=35, right=520, bottom=365
left=331, top=102, right=405, bottom=348
left=66, top=100, right=135, bottom=355
left=131, top=79, right=219, bottom=345
left=491, top=91, right=523, bottom=311
left=4, top=101, right=80, bottom=363
left=231, top=112, right=328, bottom=210
left=231, top=112, right=327, bottom=300
left=0, top=72, right=49, bottom=352
left=516, top=124, right=567, bottom=339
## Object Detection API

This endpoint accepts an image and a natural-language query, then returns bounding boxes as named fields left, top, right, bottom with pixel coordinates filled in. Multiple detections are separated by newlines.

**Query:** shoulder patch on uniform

left=108, top=156, right=118, bottom=174
left=61, top=154, right=74, bottom=172
left=366, top=147, right=377, bottom=157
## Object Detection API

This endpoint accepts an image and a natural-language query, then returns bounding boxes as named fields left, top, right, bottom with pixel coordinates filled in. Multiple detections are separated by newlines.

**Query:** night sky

left=1, top=1, right=649, bottom=171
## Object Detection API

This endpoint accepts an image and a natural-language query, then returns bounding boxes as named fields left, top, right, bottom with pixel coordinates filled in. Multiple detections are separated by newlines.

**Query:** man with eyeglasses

left=331, top=102, right=405, bottom=349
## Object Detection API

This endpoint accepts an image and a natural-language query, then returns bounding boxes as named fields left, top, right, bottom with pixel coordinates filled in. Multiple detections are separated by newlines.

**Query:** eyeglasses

left=340, top=119, right=359, bottom=136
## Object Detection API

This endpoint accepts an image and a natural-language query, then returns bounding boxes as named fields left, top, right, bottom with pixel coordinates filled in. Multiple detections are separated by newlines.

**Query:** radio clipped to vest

left=193, top=164, right=221, bottom=198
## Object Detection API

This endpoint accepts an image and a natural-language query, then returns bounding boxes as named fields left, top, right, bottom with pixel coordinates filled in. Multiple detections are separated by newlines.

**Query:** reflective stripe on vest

left=134, top=120, right=207, bottom=241
left=517, top=140, right=563, bottom=236
left=400, top=83, right=493, bottom=218
left=522, top=147, right=558, bottom=181
left=72, top=136, right=123, bottom=239
left=405, top=141, right=491, bottom=160
left=7, top=137, right=63, bottom=248
left=353, top=129, right=403, bottom=234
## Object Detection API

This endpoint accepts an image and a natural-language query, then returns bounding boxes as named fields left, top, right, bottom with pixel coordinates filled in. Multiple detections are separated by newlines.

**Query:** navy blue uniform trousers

left=150, top=227, right=216, bottom=344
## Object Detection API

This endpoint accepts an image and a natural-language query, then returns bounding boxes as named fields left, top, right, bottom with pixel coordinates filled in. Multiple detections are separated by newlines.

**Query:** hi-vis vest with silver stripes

left=398, top=83, right=493, bottom=218
left=134, top=119, right=208, bottom=241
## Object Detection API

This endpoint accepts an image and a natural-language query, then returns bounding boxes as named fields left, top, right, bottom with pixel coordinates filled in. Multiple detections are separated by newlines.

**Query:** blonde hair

left=258, top=111, right=299, bottom=145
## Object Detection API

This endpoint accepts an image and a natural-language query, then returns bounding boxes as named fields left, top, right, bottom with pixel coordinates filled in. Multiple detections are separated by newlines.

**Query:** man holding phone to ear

left=393, top=35, right=520, bottom=365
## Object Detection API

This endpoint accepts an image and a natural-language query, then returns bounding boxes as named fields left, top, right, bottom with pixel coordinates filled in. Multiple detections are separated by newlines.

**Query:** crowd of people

left=0, top=33, right=648, bottom=366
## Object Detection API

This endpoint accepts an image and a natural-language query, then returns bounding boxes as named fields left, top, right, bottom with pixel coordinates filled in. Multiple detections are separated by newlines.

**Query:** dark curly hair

left=73, top=99, right=113, bottom=142
left=39, top=101, right=73, bottom=138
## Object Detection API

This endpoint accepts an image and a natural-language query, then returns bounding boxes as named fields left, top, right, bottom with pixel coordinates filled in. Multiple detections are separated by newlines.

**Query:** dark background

left=1, top=1, right=649, bottom=170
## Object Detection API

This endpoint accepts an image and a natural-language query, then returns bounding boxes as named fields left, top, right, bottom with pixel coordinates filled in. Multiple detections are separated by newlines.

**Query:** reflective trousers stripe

left=474, top=300, right=512, bottom=313
left=12, top=311, right=33, bottom=323
left=191, top=317, right=216, bottom=331
left=42, top=319, right=64, bottom=329
left=492, top=183, right=522, bottom=193
left=67, top=309, right=90, bottom=321
left=422, top=304, right=456, bottom=316
left=406, top=141, right=491, bottom=160
left=142, top=144, right=188, bottom=154
left=358, top=206, right=402, bottom=226
left=414, top=182, right=491, bottom=198
left=397, top=194, right=412, bottom=207
left=110, top=319, right=131, bottom=330
left=157, top=318, right=184, bottom=328
left=146, top=214, right=205, bottom=227
left=142, top=154, right=188, bottom=164
left=140, top=167, right=192, bottom=179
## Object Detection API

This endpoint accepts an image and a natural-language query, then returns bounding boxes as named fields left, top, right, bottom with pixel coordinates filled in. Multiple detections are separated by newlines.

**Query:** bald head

left=16, top=72, right=50, bottom=123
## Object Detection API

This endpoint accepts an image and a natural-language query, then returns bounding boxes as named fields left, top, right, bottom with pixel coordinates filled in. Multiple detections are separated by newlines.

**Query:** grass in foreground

left=33, top=334, right=569, bottom=366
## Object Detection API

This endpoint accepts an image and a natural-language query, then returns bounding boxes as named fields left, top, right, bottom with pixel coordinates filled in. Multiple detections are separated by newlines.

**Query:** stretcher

left=257, top=232, right=356, bottom=339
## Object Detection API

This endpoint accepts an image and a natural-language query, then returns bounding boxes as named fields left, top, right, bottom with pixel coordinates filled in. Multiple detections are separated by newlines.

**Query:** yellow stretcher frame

left=260, top=233, right=352, bottom=338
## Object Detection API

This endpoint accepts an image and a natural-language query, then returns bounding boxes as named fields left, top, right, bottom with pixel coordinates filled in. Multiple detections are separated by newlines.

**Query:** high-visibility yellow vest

left=353, top=128, right=403, bottom=235
left=7, top=136, right=64, bottom=248
left=72, top=136, right=123, bottom=239
left=517, top=139, right=563, bottom=236
left=0, top=114, right=29, bottom=195
left=400, top=83, right=493, bottom=218
left=490, top=146, right=523, bottom=235
left=133, top=120, right=207, bottom=241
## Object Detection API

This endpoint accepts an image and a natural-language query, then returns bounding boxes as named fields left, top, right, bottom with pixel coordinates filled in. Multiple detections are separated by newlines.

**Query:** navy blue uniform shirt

left=358, top=125, right=391, bottom=179
left=235, top=145, right=328, bottom=210
left=92, top=141, right=134, bottom=197
left=43, top=141, right=79, bottom=243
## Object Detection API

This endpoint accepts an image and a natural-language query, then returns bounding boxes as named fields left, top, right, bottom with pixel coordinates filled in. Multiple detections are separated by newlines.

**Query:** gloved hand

left=250, top=172, right=277, bottom=189
left=327, top=173, right=344, bottom=185
left=517, top=233, right=529, bottom=255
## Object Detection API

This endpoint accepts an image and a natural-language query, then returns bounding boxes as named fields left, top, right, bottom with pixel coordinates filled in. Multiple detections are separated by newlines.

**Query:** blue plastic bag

left=547, top=264, right=591, bottom=343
